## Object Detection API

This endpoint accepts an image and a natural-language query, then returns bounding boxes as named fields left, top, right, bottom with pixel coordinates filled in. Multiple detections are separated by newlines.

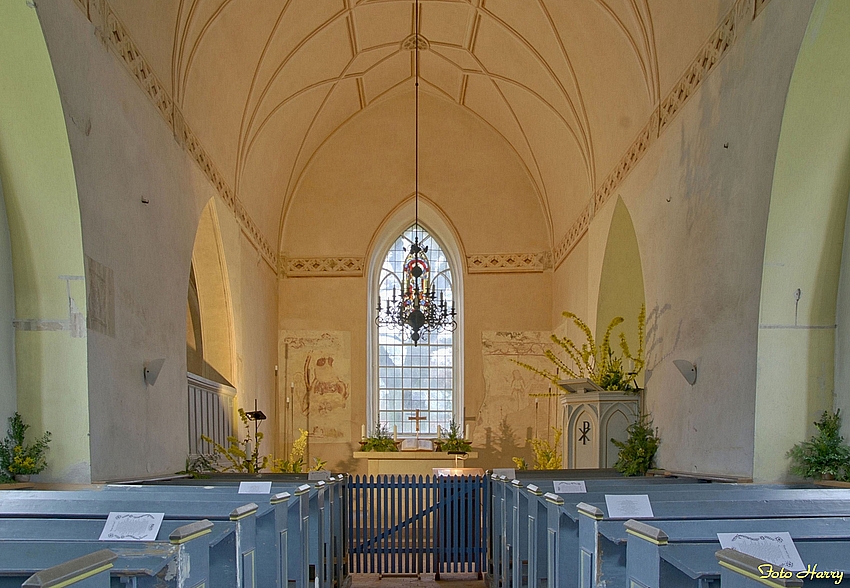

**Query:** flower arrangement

left=512, top=427, right=562, bottom=470
left=787, top=409, right=850, bottom=480
left=515, top=305, right=646, bottom=393
left=611, top=414, right=660, bottom=476
left=0, top=412, right=52, bottom=482
left=439, top=420, right=472, bottom=453
left=360, top=423, right=399, bottom=452
left=272, top=429, right=320, bottom=473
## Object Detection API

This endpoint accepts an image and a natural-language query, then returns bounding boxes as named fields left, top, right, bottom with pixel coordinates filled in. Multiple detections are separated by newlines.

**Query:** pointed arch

left=366, top=195, right=465, bottom=432
left=189, top=199, right=236, bottom=386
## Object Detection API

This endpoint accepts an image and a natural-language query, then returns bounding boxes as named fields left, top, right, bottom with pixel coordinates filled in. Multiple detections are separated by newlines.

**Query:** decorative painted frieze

left=282, top=257, right=365, bottom=277
left=466, top=252, right=552, bottom=273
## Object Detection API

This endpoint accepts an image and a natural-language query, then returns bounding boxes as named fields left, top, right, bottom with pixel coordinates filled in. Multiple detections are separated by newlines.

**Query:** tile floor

left=350, top=573, right=484, bottom=587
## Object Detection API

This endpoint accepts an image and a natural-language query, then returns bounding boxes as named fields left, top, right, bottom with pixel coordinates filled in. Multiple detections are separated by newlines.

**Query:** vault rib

left=477, top=5, right=592, bottom=187
left=235, top=1, right=292, bottom=192
left=237, top=3, right=348, bottom=190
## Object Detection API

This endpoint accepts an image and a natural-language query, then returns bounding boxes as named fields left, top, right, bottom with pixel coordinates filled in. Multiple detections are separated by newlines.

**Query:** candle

left=393, top=425, right=398, bottom=441
left=465, top=424, right=470, bottom=440
left=361, top=424, right=366, bottom=439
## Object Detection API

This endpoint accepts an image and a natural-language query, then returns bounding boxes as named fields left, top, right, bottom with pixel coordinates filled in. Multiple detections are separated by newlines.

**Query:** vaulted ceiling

left=106, top=0, right=737, bottom=254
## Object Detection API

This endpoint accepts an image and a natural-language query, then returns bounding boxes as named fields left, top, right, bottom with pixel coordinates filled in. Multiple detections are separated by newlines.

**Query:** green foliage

left=271, top=429, right=310, bottom=473
left=529, top=427, right=562, bottom=470
left=611, top=414, right=660, bottom=476
left=440, top=420, right=472, bottom=453
left=178, top=453, right=218, bottom=476
left=201, top=408, right=269, bottom=473
left=514, top=305, right=646, bottom=393
left=787, top=409, right=850, bottom=480
left=360, top=423, right=399, bottom=452
left=0, top=412, right=52, bottom=480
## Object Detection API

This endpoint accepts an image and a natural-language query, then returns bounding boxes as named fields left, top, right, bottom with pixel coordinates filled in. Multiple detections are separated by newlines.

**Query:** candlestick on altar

left=465, top=424, right=470, bottom=440
left=393, top=425, right=398, bottom=441
left=361, top=424, right=366, bottom=440
left=436, top=425, right=442, bottom=440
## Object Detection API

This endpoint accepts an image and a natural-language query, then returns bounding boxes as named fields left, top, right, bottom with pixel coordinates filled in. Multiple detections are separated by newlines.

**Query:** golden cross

left=408, top=409, right=427, bottom=433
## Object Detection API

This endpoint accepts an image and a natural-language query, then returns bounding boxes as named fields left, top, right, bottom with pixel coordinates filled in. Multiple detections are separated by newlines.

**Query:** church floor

left=350, top=573, right=484, bottom=587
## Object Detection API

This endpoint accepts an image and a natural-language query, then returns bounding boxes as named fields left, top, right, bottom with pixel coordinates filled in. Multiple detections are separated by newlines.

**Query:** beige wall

left=280, top=92, right=551, bottom=473
left=34, top=0, right=279, bottom=481
left=555, top=0, right=815, bottom=479
left=758, top=0, right=850, bottom=481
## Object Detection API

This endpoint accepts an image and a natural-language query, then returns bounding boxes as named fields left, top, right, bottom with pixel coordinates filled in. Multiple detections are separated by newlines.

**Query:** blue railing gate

left=347, top=474, right=488, bottom=577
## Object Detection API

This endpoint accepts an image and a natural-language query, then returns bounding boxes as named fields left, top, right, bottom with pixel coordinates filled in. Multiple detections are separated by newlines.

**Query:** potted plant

left=787, top=409, right=850, bottom=480
left=611, top=414, right=660, bottom=476
left=0, top=412, right=52, bottom=482
left=438, top=420, right=472, bottom=453
left=514, top=305, right=646, bottom=394
left=360, top=423, right=399, bottom=452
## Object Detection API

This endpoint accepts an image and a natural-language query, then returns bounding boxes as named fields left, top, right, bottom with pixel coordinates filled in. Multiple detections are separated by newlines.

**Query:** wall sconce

left=673, top=360, right=697, bottom=386
left=143, top=358, right=165, bottom=386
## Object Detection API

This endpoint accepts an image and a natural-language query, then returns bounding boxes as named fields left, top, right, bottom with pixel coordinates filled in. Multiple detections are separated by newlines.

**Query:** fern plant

left=515, top=305, right=645, bottom=393
left=611, top=415, right=660, bottom=476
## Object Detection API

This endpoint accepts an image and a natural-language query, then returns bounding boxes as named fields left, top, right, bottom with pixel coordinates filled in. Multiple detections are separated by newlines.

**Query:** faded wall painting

left=280, top=331, right=351, bottom=444
left=476, top=332, right=559, bottom=452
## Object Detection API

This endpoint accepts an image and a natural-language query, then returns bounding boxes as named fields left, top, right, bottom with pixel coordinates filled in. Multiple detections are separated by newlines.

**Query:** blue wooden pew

left=0, top=491, right=260, bottom=588
left=624, top=519, right=850, bottom=588
left=20, top=549, right=117, bottom=588
left=531, top=485, right=850, bottom=588
left=0, top=520, right=212, bottom=588
left=116, top=475, right=349, bottom=588
left=105, top=477, right=341, bottom=588
left=577, top=491, right=850, bottom=586
left=492, top=475, right=753, bottom=588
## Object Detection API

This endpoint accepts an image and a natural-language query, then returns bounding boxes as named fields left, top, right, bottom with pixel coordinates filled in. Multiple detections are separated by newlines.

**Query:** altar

left=353, top=451, right=479, bottom=476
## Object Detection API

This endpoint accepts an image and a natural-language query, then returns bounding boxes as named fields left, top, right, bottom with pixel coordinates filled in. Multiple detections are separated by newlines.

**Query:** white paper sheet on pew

left=717, top=532, right=805, bottom=572
left=554, top=480, right=587, bottom=493
left=238, top=481, right=273, bottom=494
left=605, top=494, right=654, bottom=519
left=99, top=512, right=164, bottom=541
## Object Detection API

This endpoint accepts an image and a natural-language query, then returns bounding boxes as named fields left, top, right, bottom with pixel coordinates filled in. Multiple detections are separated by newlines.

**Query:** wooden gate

left=347, top=475, right=488, bottom=577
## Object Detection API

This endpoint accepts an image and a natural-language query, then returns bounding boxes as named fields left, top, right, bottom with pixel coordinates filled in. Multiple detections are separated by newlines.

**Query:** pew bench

left=0, top=520, right=212, bottom=588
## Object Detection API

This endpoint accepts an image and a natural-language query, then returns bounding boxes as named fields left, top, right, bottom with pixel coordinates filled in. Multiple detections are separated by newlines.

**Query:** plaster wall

left=0, top=181, right=14, bottom=428
left=759, top=0, right=850, bottom=481
left=0, top=1, right=90, bottom=482
left=279, top=94, right=551, bottom=473
left=35, top=0, right=278, bottom=481
left=556, top=0, right=814, bottom=478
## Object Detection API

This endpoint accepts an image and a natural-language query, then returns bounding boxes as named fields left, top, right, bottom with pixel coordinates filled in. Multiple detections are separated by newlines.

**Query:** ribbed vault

left=106, top=0, right=737, bottom=253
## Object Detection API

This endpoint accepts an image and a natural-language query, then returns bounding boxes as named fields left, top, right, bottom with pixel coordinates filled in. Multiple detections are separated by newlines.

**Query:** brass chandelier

left=375, top=0, right=456, bottom=346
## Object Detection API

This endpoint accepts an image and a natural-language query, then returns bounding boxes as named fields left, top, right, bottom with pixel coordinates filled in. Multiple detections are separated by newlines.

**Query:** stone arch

left=188, top=199, right=236, bottom=386
left=0, top=2, right=90, bottom=482
left=754, top=0, right=850, bottom=481
left=595, top=196, right=646, bottom=384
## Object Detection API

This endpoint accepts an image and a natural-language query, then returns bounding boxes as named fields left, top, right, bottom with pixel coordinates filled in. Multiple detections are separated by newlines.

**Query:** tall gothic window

left=376, top=224, right=454, bottom=436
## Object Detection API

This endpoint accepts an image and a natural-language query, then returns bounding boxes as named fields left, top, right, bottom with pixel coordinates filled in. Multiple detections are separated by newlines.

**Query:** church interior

left=2, top=0, right=850, bottom=488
